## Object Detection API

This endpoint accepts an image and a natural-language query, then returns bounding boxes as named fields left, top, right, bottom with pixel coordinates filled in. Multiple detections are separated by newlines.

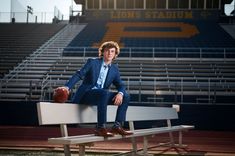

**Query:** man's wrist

left=64, top=86, right=69, bottom=90
left=63, top=86, right=70, bottom=93
left=118, top=92, right=123, bottom=96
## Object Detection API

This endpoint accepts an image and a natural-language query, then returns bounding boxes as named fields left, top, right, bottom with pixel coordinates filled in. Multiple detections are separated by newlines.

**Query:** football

left=53, top=87, right=69, bottom=103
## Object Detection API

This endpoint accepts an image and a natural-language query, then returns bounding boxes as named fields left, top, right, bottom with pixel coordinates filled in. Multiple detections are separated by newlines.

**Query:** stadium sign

left=85, top=10, right=219, bottom=21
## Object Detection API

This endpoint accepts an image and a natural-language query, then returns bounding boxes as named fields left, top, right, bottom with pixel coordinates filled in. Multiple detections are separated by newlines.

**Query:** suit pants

left=80, top=89, right=130, bottom=128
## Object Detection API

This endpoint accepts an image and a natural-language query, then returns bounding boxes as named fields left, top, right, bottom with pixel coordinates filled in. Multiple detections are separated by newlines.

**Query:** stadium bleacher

left=0, top=6, right=235, bottom=131
left=1, top=18, right=235, bottom=105
left=0, top=23, right=86, bottom=101
left=43, top=57, right=235, bottom=105
left=0, top=23, right=66, bottom=78
left=56, top=17, right=235, bottom=106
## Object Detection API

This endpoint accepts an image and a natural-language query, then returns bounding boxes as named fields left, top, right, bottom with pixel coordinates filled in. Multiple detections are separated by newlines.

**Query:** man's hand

left=53, top=86, right=70, bottom=103
left=54, top=86, right=70, bottom=95
left=112, top=93, right=123, bottom=106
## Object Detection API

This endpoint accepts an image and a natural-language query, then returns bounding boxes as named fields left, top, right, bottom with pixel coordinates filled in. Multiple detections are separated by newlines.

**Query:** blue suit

left=65, top=58, right=130, bottom=127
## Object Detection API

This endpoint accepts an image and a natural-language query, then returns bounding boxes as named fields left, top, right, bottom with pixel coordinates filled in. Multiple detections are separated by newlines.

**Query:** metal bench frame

left=37, top=102, right=194, bottom=156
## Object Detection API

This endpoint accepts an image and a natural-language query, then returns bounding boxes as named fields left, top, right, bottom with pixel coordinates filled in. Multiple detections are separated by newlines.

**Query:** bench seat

left=48, top=125, right=193, bottom=145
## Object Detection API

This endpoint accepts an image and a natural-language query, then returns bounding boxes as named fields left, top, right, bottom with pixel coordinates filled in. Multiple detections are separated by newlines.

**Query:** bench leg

left=63, top=145, right=71, bottom=156
left=60, top=124, right=71, bottom=156
left=129, top=121, right=137, bottom=155
left=79, top=144, right=85, bottom=156
left=177, top=130, right=188, bottom=148
left=169, top=132, right=175, bottom=145
left=131, top=137, right=137, bottom=155
left=179, top=131, right=182, bottom=146
left=143, top=136, right=148, bottom=155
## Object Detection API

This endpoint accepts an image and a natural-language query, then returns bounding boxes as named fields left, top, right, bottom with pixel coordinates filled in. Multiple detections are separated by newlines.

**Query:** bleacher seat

left=43, top=57, right=235, bottom=105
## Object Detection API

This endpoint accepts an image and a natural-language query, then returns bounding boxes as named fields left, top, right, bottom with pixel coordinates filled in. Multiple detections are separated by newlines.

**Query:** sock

left=97, top=123, right=106, bottom=129
left=113, top=121, right=122, bottom=128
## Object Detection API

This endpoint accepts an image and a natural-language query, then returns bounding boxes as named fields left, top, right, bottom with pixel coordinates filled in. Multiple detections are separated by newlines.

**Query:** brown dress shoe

left=111, top=127, right=133, bottom=136
left=94, top=128, right=114, bottom=137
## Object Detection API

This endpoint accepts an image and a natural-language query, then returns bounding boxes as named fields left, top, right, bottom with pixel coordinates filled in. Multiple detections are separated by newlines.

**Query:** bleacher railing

left=40, top=74, right=235, bottom=105
left=0, top=11, right=64, bottom=23
left=37, top=46, right=235, bottom=105
left=63, top=47, right=235, bottom=59
left=124, top=76, right=234, bottom=105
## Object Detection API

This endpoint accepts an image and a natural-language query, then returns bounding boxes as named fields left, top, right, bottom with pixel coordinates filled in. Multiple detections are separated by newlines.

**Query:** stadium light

left=27, top=5, right=33, bottom=14
left=26, top=5, right=33, bottom=23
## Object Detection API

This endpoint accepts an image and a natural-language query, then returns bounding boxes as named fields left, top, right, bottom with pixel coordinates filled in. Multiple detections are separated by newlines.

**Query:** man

left=58, top=41, right=133, bottom=137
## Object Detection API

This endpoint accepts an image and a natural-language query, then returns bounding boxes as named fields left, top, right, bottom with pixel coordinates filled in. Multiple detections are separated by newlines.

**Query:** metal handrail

left=40, top=74, right=51, bottom=101
left=63, top=47, right=235, bottom=60
left=41, top=74, right=235, bottom=104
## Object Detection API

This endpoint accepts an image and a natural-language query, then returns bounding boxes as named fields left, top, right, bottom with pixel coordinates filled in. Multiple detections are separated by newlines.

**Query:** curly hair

left=98, top=41, right=120, bottom=60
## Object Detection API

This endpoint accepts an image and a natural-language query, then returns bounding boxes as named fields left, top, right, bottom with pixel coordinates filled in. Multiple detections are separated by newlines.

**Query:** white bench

left=37, top=102, right=194, bottom=156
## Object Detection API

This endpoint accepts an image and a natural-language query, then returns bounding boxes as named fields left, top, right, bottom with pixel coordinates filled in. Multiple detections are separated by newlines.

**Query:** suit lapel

left=103, top=65, right=113, bottom=88
left=93, top=59, right=102, bottom=83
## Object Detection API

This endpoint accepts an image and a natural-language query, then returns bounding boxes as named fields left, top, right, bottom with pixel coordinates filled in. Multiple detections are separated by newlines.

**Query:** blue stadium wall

left=0, top=101, right=235, bottom=131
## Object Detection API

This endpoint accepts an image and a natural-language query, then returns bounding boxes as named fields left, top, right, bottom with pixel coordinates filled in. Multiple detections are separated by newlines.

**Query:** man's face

left=103, top=47, right=116, bottom=63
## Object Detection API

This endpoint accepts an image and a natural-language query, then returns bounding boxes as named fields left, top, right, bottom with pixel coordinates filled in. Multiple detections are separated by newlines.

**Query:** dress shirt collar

left=102, top=59, right=111, bottom=68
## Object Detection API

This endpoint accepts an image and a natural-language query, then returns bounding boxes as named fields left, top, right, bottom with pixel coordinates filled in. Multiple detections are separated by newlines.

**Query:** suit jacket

left=65, top=58, right=126, bottom=103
